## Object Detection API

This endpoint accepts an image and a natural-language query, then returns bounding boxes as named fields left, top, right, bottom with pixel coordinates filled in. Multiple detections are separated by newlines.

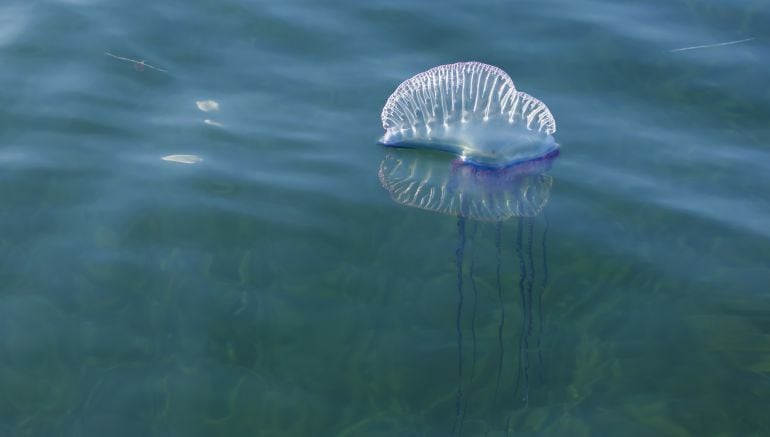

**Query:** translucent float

left=380, top=62, right=557, bottom=168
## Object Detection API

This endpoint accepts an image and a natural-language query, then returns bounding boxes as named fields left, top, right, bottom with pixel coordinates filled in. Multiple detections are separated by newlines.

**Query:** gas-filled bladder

left=380, top=61, right=557, bottom=168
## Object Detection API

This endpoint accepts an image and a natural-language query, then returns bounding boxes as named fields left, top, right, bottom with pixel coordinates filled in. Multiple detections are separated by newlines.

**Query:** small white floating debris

left=162, top=154, right=202, bottom=164
left=196, top=100, right=219, bottom=112
left=104, top=52, right=167, bottom=72
left=203, top=119, right=223, bottom=127
left=670, top=37, right=755, bottom=53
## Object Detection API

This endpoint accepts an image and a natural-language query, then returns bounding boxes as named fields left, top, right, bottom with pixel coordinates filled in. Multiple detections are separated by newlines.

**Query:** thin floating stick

left=104, top=51, right=168, bottom=72
left=670, top=37, right=755, bottom=53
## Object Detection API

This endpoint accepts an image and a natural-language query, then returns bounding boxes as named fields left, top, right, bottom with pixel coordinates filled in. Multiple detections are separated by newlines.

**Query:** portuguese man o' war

left=380, top=62, right=557, bottom=168
left=378, top=63, right=560, bottom=434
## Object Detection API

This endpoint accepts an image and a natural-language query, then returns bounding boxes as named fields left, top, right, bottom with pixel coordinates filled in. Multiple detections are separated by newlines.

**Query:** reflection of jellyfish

left=378, top=62, right=559, bottom=434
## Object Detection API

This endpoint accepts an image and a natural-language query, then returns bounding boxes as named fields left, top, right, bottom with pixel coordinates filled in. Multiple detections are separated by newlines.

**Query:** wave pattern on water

left=0, top=0, right=769, bottom=435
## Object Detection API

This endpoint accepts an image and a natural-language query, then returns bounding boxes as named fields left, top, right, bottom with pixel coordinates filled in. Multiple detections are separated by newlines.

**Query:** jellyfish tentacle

left=493, top=222, right=505, bottom=403
left=523, top=217, right=535, bottom=408
left=513, top=216, right=528, bottom=406
left=459, top=221, right=481, bottom=435
left=451, top=217, right=466, bottom=436
left=537, top=214, right=549, bottom=381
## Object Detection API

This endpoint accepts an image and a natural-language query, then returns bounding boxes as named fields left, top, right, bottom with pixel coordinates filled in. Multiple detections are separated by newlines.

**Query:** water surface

left=1, top=0, right=769, bottom=435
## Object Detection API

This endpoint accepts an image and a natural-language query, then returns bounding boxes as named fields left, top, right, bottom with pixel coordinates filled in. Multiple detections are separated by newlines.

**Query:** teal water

left=2, top=0, right=769, bottom=435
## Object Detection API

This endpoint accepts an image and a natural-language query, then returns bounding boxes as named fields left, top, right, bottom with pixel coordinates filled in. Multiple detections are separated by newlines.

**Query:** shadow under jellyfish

left=378, top=62, right=559, bottom=435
